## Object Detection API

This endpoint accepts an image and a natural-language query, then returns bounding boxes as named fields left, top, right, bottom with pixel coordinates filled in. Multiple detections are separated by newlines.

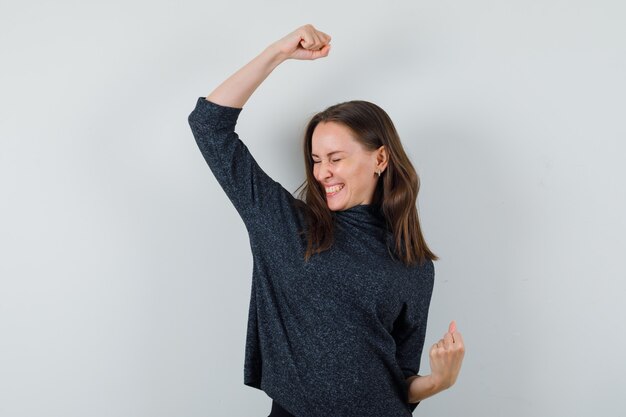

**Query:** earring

left=375, top=169, right=381, bottom=177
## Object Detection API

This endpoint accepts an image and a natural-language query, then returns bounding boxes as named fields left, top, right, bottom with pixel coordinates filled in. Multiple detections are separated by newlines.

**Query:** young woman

left=188, top=24, right=465, bottom=417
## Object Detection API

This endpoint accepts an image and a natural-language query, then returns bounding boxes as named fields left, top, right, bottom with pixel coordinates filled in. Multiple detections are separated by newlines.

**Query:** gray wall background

left=1, top=0, right=624, bottom=416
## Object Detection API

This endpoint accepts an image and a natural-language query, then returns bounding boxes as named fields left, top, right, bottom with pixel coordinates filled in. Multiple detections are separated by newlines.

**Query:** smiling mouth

left=325, top=184, right=344, bottom=196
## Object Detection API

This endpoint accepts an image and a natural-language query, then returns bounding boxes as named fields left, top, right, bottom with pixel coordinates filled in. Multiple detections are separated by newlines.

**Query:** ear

left=376, top=145, right=389, bottom=172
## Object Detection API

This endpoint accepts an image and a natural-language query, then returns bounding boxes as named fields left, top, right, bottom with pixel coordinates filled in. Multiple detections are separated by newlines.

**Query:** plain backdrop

left=1, top=1, right=625, bottom=416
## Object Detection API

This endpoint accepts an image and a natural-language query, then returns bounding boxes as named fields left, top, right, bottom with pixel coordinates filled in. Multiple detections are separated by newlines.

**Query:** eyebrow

left=311, top=151, right=346, bottom=158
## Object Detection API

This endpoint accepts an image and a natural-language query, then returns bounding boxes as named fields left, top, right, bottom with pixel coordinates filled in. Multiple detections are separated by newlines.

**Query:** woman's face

left=311, top=121, right=386, bottom=211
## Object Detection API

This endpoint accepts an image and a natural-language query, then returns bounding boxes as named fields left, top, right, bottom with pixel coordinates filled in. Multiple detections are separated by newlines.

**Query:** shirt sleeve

left=187, top=97, right=298, bottom=232
left=391, top=260, right=435, bottom=412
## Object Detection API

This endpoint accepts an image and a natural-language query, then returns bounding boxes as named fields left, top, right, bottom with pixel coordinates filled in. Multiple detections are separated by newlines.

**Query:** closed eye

left=312, top=159, right=342, bottom=164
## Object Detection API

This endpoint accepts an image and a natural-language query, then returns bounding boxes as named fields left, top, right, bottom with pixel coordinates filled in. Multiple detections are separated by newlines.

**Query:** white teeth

left=325, top=184, right=344, bottom=193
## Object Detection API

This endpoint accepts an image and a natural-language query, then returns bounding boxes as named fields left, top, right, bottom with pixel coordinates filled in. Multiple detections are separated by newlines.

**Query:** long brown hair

left=293, top=100, right=438, bottom=267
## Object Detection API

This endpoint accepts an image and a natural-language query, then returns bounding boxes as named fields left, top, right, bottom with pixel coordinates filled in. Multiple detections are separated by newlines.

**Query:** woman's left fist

left=429, top=320, right=465, bottom=389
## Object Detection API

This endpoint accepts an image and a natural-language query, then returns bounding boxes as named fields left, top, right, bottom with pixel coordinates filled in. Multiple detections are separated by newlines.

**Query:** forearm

left=206, top=44, right=286, bottom=109
left=407, top=374, right=447, bottom=404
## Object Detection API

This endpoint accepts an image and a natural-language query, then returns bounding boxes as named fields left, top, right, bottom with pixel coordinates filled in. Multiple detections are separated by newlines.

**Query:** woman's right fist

left=270, top=24, right=332, bottom=61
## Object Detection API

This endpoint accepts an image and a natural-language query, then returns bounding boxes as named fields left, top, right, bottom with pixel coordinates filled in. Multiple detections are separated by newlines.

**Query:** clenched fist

left=429, top=320, right=465, bottom=389
left=269, top=24, right=332, bottom=61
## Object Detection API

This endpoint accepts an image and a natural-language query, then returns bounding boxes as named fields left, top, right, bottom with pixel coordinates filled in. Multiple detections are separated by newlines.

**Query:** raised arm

left=206, top=24, right=332, bottom=108
left=188, top=25, right=332, bottom=231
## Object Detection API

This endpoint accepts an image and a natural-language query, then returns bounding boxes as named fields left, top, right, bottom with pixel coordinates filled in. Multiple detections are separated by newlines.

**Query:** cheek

left=348, top=163, right=370, bottom=189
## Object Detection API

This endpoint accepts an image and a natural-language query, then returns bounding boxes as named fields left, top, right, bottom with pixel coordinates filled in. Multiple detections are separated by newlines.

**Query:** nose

left=314, top=160, right=333, bottom=183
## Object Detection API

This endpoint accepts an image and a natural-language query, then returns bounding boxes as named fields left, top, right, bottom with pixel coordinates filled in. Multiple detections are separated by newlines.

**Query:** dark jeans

left=268, top=399, right=296, bottom=417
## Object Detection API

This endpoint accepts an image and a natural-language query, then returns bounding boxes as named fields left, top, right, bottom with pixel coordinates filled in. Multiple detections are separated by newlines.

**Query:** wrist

left=408, top=374, right=448, bottom=403
left=262, top=43, right=288, bottom=67
left=428, top=373, right=452, bottom=391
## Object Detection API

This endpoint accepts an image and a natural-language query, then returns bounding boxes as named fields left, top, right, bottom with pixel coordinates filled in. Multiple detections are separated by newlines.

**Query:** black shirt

left=188, top=97, right=435, bottom=417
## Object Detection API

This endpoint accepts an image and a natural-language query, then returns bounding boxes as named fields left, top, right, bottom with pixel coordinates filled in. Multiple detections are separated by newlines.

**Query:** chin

left=326, top=200, right=346, bottom=212
left=325, top=188, right=350, bottom=211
